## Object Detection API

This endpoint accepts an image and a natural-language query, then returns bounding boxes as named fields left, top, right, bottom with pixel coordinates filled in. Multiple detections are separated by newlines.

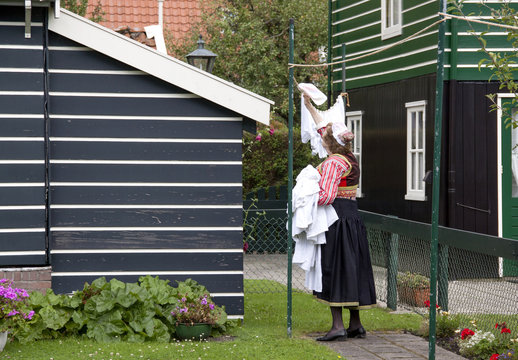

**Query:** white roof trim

left=47, top=8, right=272, bottom=125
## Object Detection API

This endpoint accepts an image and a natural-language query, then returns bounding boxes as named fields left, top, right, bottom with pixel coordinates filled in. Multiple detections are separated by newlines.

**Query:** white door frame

left=497, top=93, right=514, bottom=277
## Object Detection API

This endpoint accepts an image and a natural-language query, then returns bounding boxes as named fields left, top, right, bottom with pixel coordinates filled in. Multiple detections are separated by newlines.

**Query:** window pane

left=393, top=0, right=399, bottom=25
left=411, top=153, right=417, bottom=190
left=386, top=0, right=391, bottom=27
left=418, top=152, right=424, bottom=190
left=418, top=111, right=424, bottom=149
left=410, top=111, right=417, bottom=150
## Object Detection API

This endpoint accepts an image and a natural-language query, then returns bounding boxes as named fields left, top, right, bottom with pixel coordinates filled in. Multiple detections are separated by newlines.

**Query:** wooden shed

left=0, top=2, right=272, bottom=320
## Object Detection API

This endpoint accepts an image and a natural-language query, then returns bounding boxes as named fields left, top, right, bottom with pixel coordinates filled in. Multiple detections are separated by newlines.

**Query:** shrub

left=14, top=276, right=230, bottom=343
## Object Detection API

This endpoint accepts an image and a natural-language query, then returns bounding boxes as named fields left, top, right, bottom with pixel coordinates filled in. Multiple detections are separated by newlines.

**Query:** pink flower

left=243, top=242, right=249, bottom=252
left=268, top=128, right=275, bottom=135
left=255, top=134, right=262, bottom=141
left=209, top=304, right=215, bottom=310
left=201, top=298, right=208, bottom=305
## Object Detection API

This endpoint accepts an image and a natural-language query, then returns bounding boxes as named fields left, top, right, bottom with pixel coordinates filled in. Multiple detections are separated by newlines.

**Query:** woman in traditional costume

left=303, top=94, right=377, bottom=342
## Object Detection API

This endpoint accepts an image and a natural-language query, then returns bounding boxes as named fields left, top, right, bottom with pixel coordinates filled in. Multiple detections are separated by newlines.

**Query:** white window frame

left=381, top=0, right=402, bottom=40
left=405, top=100, right=427, bottom=201
left=347, top=111, right=363, bottom=198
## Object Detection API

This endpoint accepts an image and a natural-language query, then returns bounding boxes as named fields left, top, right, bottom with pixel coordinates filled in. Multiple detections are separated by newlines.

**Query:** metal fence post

left=286, top=18, right=294, bottom=339
left=387, top=229, right=399, bottom=311
left=438, top=244, right=449, bottom=311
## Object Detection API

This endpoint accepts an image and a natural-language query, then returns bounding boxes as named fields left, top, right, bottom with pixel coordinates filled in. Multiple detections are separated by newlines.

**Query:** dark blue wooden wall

left=0, top=7, right=245, bottom=317
left=0, top=8, right=47, bottom=265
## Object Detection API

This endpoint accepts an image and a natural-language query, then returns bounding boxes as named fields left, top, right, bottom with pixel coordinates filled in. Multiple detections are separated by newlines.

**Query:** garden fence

left=243, top=197, right=518, bottom=332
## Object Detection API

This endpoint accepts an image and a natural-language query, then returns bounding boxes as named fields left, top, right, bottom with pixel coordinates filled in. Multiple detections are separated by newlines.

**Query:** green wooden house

left=329, top=0, right=518, bottom=276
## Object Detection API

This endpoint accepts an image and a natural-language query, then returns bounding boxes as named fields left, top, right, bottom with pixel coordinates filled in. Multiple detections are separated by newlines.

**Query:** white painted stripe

left=456, top=48, right=517, bottom=52
left=50, top=182, right=241, bottom=187
left=0, top=91, right=43, bottom=96
left=403, top=0, right=436, bottom=14
left=0, top=21, right=43, bottom=26
left=456, top=32, right=508, bottom=36
left=51, top=227, right=242, bottom=231
left=227, top=315, right=243, bottom=320
left=210, top=293, right=244, bottom=297
left=332, top=8, right=379, bottom=26
left=454, top=64, right=518, bottom=68
left=50, top=160, right=241, bottom=165
left=335, top=45, right=437, bottom=70
left=51, top=249, right=242, bottom=254
left=0, top=160, right=44, bottom=164
left=0, top=251, right=45, bottom=256
left=0, top=68, right=44, bottom=73
left=49, top=114, right=242, bottom=121
left=0, top=228, right=45, bottom=233
left=0, top=45, right=43, bottom=50
left=51, top=270, right=243, bottom=276
left=0, top=183, right=45, bottom=187
left=48, top=46, right=92, bottom=51
left=332, top=0, right=369, bottom=14
left=51, top=204, right=241, bottom=209
left=333, top=20, right=380, bottom=38
left=0, top=206, right=45, bottom=210
left=0, top=114, right=44, bottom=118
left=50, top=137, right=241, bottom=143
left=337, top=60, right=437, bottom=83
left=49, top=69, right=146, bottom=75
left=0, top=137, right=44, bottom=141
left=49, top=92, right=199, bottom=98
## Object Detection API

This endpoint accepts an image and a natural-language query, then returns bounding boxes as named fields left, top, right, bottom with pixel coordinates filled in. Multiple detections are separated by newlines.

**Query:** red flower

left=424, top=300, right=430, bottom=307
left=490, top=354, right=499, bottom=360
left=461, top=328, right=475, bottom=340
left=501, top=328, right=511, bottom=334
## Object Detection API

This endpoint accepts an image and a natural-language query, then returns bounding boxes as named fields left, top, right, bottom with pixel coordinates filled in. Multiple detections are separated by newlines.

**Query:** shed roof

left=47, top=8, right=272, bottom=125
left=86, top=0, right=200, bottom=41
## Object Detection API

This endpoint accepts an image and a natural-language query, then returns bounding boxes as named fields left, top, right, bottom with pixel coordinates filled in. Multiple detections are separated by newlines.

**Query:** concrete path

left=308, top=331, right=467, bottom=360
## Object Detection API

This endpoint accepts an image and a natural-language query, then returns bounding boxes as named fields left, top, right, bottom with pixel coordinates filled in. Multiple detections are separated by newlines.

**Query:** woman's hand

left=303, top=93, right=313, bottom=108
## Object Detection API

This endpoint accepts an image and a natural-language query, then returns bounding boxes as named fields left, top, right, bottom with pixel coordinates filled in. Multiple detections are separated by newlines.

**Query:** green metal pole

left=327, top=0, right=332, bottom=106
left=429, top=2, right=447, bottom=359
left=287, top=18, right=294, bottom=339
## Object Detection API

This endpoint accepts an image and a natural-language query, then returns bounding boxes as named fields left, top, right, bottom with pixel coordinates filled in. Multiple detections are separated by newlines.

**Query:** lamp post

left=186, top=35, right=217, bottom=73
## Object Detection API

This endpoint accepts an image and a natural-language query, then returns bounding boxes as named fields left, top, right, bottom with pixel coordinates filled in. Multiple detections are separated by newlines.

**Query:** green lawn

left=0, top=280, right=423, bottom=360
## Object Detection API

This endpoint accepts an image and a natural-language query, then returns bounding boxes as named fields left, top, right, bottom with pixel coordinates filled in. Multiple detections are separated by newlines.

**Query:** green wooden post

left=429, top=2, right=447, bottom=359
left=387, top=228, right=399, bottom=311
left=438, top=244, right=449, bottom=311
left=287, top=18, right=294, bottom=339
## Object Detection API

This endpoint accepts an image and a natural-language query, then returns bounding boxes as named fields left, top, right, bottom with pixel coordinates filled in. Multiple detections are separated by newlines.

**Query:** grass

left=0, top=280, right=423, bottom=360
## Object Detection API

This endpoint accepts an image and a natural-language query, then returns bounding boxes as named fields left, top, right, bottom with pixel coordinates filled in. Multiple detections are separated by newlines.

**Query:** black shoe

left=347, top=326, right=366, bottom=339
left=316, top=329, right=347, bottom=342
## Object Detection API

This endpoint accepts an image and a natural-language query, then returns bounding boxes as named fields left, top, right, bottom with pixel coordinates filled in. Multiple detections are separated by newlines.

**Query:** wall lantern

left=186, top=35, right=217, bottom=73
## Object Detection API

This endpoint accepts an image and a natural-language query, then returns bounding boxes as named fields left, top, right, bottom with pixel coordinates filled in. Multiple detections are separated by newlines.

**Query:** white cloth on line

left=301, top=94, right=346, bottom=159
left=290, top=165, right=338, bottom=292
left=297, top=83, right=327, bottom=106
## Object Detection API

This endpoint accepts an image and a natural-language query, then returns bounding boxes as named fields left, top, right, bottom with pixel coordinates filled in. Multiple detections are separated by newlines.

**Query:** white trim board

left=47, top=8, right=273, bottom=125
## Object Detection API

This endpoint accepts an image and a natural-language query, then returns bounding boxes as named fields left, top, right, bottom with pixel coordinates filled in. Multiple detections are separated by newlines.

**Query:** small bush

left=14, top=276, right=230, bottom=343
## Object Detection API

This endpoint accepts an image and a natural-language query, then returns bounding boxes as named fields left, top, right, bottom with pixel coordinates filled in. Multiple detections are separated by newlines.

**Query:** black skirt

left=313, top=198, right=377, bottom=308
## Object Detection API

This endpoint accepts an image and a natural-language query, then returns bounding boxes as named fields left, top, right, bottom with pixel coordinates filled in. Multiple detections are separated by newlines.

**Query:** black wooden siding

left=0, top=9, right=47, bottom=265
left=349, top=74, right=498, bottom=236
left=1, top=7, right=245, bottom=317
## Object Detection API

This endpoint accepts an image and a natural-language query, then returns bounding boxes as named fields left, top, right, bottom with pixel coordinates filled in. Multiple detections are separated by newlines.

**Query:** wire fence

left=243, top=210, right=518, bottom=331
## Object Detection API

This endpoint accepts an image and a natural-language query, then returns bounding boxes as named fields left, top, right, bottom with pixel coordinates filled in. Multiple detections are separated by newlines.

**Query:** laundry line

left=288, top=17, right=446, bottom=69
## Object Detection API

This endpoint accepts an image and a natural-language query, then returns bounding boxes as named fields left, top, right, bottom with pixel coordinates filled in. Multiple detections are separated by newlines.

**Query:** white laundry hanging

left=291, top=165, right=338, bottom=292
left=300, top=91, right=346, bottom=159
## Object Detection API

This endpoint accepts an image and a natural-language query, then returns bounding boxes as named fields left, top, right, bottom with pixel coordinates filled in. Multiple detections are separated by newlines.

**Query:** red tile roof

left=87, top=0, right=201, bottom=40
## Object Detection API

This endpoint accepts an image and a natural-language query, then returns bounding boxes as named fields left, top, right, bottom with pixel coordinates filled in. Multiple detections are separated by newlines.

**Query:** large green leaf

left=86, top=310, right=125, bottom=342
left=92, top=290, right=117, bottom=313
left=150, top=319, right=170, bottom=342
left=39, top=306, right=72, bottom=330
